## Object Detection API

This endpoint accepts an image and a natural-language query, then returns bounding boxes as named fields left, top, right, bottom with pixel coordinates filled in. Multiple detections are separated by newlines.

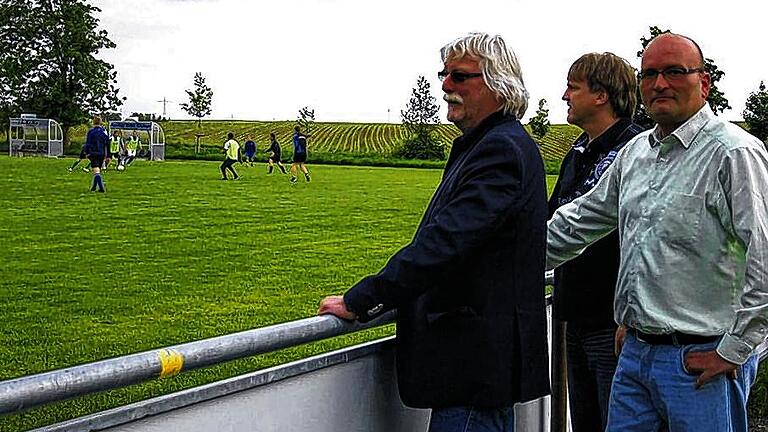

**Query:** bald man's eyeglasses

left=639, top=67, right=704, bottom=81
left=438, top=71, right=483, bottom=83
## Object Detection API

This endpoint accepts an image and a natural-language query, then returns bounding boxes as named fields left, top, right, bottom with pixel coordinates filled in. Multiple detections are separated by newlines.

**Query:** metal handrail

left=0, top=311, right=395, bottom=415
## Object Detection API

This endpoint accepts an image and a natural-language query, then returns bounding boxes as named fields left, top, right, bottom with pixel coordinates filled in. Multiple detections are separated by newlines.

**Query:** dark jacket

left=267, top=138, right=282, bottom=158
left=244, top=140, right=256, bottom=154
left=84, top=126, right=109, bottom=156
left=548, top=118, right=643, bottom=328
left=344, top=111, right=550, bottom=409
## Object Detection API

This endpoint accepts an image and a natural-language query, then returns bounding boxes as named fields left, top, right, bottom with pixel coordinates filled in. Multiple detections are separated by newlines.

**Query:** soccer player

left=68, top=143, right=91, bottom=172
left=105, top=130, right=123, bottom=170
left=220, top=132, right=240, bottom=180
left=289, top=126, right=310, bottom=184
left=266, top=133, right=287, bottom=174
left=124, top=131, right=141, bottom=166
left=84, top=116, right=109, bottom=192
left=243, top=135, right=257, bottom=166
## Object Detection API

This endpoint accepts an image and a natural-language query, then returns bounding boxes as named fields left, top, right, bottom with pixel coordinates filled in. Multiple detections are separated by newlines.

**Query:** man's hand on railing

left=318, top=295, right=358, bottom=321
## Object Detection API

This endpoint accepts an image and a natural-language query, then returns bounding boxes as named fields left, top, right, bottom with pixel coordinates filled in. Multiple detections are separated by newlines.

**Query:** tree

left=102, top=112, right=122, bottom=121
left=743, top=81, right=768, bottom=146
left=0, top=0, right=124, bottom=147
left=528, top=98, right=550, bottom=141
left=130, top=112, right=167, bottom=122
left=180, top=72, right=213, bottom=127
left=396, top=75, right=445, bottom=160
left=180, top=72, right=213, bottom=153
left=634, top=26, right=731, bottom=128
left=296, top=106, right=315, bottom=136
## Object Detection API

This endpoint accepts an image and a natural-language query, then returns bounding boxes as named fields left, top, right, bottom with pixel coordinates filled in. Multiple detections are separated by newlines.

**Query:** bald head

left=640, top=33, right=711, bottom=137
left=644, top=33, right=704, bottom=68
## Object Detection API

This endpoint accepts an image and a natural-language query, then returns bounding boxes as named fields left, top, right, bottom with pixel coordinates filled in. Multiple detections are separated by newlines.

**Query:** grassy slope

left=62, top=120, right=580, bottom=167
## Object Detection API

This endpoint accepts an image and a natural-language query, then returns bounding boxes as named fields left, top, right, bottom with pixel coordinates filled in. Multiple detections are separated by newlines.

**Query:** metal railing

left=2, top=276, right=766, bottom=431
left=0, top=311, right=396, bottom=415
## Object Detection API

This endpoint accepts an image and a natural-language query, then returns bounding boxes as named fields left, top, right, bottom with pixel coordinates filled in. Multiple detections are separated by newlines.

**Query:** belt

left=630, top=329, right=720, bottom=346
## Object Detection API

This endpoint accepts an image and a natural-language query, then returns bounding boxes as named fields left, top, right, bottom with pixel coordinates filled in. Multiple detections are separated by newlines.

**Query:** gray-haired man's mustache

left=444, top=94, right=463, bottom=104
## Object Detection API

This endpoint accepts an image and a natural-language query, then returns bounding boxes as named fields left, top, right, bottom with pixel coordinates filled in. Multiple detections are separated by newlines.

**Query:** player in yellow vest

left=124, top=131, right=140, bottom=166
left=105, top=130, right=123, bottom=170
left=220, top=132, right=240, bottom=180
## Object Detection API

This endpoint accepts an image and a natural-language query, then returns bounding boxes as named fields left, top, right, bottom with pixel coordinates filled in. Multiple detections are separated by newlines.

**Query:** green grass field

left=0, top=155, right=557, bottom=430
left=5, top=156, right=765, bottom=429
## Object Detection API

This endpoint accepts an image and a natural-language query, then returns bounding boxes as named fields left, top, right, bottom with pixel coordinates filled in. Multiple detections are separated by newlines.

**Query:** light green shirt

left=547, top=105, right=768, bottom=364
left=224, top=139, right=239, bottom=160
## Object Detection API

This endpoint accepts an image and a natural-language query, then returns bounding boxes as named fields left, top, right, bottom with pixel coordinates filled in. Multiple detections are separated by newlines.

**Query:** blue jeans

left=428, top=406, right=515, bottom=432
left=607, top=332, right=758, bottom=431
left=566, top=324, right=618, bottom=432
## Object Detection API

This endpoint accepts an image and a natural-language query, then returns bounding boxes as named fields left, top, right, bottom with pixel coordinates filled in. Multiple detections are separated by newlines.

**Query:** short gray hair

left=440, top=32, right=529, bottom=119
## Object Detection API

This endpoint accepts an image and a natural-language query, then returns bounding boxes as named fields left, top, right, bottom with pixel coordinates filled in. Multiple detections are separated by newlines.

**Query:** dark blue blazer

left=344, top=111, right=550, bottom=408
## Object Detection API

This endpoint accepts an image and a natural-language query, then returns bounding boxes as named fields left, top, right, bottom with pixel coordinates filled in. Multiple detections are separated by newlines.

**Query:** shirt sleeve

left=546, top=146, right=622, bottom=270
left=716, top=144, right=768, bottom=364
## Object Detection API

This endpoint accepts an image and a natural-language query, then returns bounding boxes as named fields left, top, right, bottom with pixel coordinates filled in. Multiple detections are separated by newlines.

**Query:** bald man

left=547, top=33, right=768, bottom=431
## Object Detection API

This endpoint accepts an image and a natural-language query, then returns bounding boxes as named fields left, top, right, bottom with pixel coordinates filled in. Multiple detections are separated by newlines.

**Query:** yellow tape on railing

left=157, top=349, right=184, bottom=378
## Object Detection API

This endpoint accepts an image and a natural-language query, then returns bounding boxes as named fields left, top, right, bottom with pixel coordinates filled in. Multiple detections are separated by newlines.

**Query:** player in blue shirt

left=289, top=126, right=310, bottom=184
left=243, top=135, right=257, bottom=166
left=83, top=116, right=109, bottom=192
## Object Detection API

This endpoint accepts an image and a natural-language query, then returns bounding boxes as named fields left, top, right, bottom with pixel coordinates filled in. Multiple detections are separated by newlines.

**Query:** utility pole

left=156, top=97, right=174, bottom=118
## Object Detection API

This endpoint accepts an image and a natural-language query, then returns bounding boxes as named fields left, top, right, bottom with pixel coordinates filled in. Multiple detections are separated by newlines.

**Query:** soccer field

left=0, top=156, right=557, bottom=429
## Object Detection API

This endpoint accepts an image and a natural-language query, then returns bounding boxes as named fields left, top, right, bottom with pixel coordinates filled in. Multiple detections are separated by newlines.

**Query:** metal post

left=547, top=272, right=568, bottom=432
left=550, top=317, right=568, bottom=432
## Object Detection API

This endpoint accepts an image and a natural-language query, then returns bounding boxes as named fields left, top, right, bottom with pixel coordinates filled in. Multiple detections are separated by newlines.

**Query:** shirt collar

left=648, top=104, right=713, bottom=149
left=573, top=118, right=634, bottom=155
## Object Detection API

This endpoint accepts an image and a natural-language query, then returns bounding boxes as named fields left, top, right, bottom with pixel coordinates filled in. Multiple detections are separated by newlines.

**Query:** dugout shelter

left=109, top=120, right=166, bottom=161
left=8, top=114, right=64, bottom=157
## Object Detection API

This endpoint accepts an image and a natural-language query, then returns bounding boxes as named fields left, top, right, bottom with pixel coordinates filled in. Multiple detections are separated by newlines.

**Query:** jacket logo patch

left=367, top=304, right=384, bottom=316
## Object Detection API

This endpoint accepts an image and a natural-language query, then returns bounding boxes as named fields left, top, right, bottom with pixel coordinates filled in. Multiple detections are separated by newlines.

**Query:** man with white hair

left=319, top=32, right=549, bottom=431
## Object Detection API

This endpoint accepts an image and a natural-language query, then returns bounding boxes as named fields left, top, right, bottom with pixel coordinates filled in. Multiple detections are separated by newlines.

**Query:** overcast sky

left=92, top=0, right=768, bottom=125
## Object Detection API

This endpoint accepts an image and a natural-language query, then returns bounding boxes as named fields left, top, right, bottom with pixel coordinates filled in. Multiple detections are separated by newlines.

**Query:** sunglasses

left=438, top=71, right=483, bottom=83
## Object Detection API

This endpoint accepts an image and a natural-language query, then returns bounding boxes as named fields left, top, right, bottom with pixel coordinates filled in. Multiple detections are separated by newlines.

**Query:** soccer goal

left=109, top=120, right=166, bottom=161
left=8, top=114, right=64, bottom=157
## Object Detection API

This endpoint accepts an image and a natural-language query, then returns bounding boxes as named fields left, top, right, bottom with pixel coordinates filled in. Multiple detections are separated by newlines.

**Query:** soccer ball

left=117, top=164, right=125, bottom=172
